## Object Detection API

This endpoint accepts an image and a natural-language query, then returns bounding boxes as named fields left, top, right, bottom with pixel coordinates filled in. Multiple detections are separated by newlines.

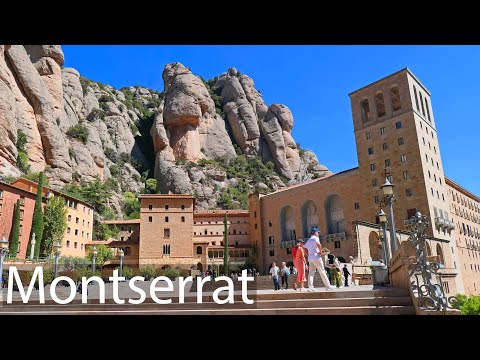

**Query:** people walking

left=280, top=262, right=290, bottom=290
left=303, top=227, right=336, bottom=291
left=343, top=263, right=351, bottom=287
left=269, top=262, right=281, bottom=290
left=292, top=240, right=307, bottom=291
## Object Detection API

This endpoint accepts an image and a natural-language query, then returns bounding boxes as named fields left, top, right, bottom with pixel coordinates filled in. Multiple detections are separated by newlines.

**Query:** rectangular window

left=149, top=216, right=153, bottom=222
left=380, top=127, right=386, bottom=135
left=149, top=205, right=153, bottom=210
left=121, top=236, right=124, bottom=241
left=181, top=204, right=185, bottom=210
left=181, top=216, right=185, bottom=222
left=366, top=132, right=371, bottom=140
left=128, top=226, right=132, bottom=233
left=431, top=188, right=434, bottom=196
left=434, top=146, right=437, bottom=154
left=398, top=137, right=404, bottom=145
left=74, top=242, right=78, bottom=249
left=82, top=231, right=84, bottom=238
left=269, top=236, right=275, bottom=244
left=88, top=222, right=90, bottom=227
left=354, top=202, right=360, bottom=210
left=68, top=215, right=71, bottom=221
left=164, top=228, right=170, bottom=238
left=19, top=225, right=22, bottom=235
left=374, top=195, right=380, bottom=204
left=20, top=210, right=24, bottom=219
left=76, top=217, right=79, bottom=224
left=121, top=226, right=125, bottom=231
left=334, top=241, right=341, bottom=249
left=82, top=220, right=85, bottom=226
left=368, top=147, right=374, bottom=155
left=165, top=204, right=169, bottom=210
left=163, top=244, right=171, bottom=255
left=400, top=154, right=407, bottom=163
left=425, top=154, right=429, bottom=162
left=385, top=159, right=391, bottom=167
left=382, top=143, right=388, bottom=150
left=81, top=244, right=84, bottom=250
left=269, top=250, right=275, bottom=257
left=395, top=121, right=402, bottom=129
left=406, top=188, right=413, bottom=197
left=0, top=204, right=2, bottom=212
left=437, top=162, right=439, bottom=170
left=255, top=223, right=258, bottom=229
left=66, top=241, right=70, bottom=248
left=75, top=229, right=78, bottom=236
left=165, top=216, right=169, bottom=222
left=372, top=179, right=378, bottom=187
left=370, top=163, right=376, bottom=171
left=87, top=233, right=89, bottom=240
left=403, top=171, right=409, bottom=179
left=254, top=211, right=257, bottom=218
left=67, top=227, right=71, bottom=234
left=0, top=190, right=3, bottom=198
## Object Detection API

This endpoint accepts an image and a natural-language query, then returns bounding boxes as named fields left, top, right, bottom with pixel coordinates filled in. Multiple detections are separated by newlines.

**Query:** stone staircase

left=0, top=285, right=415, bottom=315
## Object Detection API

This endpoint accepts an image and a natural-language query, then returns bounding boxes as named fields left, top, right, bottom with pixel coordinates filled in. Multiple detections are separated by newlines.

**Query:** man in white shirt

left=303, top=227, right=336, bottom=291
left=269, top=262, right=281, bottom=290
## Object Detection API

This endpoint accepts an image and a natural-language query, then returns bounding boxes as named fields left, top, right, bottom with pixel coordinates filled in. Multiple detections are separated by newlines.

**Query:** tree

left=41, top=196, right=68, bottom=256
left=87, top=244, right=113, bottom=266
left=28, top=171, right=44, bottom=258
left=9, top=200, right=21, bottom=257
left=123, top=192, right=140, bottom=219
left=224, top=213, right=229, bottom=276
left=145, top=178, right=157, bottom=194
left=94, top=223, right=120, bottom=240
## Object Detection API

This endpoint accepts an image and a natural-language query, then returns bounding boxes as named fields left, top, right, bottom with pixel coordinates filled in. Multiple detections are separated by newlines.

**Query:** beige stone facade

left=249, top=68, right=476, bottom=296
left=101, top=204, right=251, bottom=273
left=446, top=177, right=480, bottom=295
left=1, top=178, right=94, bottom=258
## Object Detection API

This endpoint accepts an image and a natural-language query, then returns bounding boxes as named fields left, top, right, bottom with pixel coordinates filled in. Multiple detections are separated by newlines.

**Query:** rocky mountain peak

left=0, top=46, right=331, bottom=214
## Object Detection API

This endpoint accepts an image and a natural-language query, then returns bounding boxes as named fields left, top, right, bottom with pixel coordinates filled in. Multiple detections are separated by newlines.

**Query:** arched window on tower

left=390, top=86, right=401, bottom=111
left=425, top=98, right=432, bottom=122
left=361, top=99, right=371, bottom=123
left=419, top=92, right=426, bottom=116
left=375, top=92, right=386, bottom=118
left=196, top=246, right=202, bottom=255
left=413, top=85, right=420, bottom=111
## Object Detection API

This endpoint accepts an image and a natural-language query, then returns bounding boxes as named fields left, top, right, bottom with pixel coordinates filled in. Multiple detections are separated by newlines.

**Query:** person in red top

left=292, top=240, right=308, bottom=291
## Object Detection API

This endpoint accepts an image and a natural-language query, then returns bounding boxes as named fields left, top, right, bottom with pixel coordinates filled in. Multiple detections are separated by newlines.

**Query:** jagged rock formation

left=0, top=46, right=331, bottom=214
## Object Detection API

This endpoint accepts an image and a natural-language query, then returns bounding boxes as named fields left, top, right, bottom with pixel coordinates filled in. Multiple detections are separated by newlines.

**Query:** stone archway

left=301, top=200, right=319, bottom=238
left=197, top=262, right=203, bottom=271
left=281, top=205, right=296, bottom=241
left=368, top=231, right=382, bottom=261
left=325, top=194, right=345, bottom=234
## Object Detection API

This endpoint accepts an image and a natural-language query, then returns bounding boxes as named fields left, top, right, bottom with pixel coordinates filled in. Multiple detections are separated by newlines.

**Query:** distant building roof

left=10, top=178, right=94, bottom=208
left=101, top=219, right=141, bottom=225
left=445, top=176, right=480, bottom=202
left=194, top=209, right=249, bottom=217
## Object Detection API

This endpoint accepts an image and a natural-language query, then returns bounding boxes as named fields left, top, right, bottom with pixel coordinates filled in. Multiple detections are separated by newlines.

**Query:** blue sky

left=62, top=45, right=480, bottom=196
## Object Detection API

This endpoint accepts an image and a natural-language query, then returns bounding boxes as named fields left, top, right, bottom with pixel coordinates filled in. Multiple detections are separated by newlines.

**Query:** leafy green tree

left=94, top=223, right=120, bottom=240
left=145, top=178, right=157, bottom=194
left=9, top=200, right=21, bottom=256
left=62, top=176, right=112, bottom=215
left=123, top=192, right=140, bottom=219
left=452, top=293, right=480, bottom=315
left=66, top=124, right=89, bottom=144
left=87, top=244, right=113, bottom=266
left=28, top=172, right=44, bottom=258
left=41, top=196, right=68, bottom=256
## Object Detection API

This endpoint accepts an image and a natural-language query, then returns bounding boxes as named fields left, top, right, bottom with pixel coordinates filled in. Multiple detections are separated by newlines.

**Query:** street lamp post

left=30, top=233, right=36, bottom=260
left=378, top=209, right=390, bottom=266
left=0, top=235, right=9, bottom=291
left=92, top=246, right=98, bottom=273
left=53, top=242, right=62, bottom=278
left=381, top=178, right=398, bottom=254
left=118, top=248, right=124, bottom=278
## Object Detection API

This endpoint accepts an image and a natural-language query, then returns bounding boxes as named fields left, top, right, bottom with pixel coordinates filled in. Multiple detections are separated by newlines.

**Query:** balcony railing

left=434, top=217, right=455, bottom=230
left=322, top=232, right=346, bottom=242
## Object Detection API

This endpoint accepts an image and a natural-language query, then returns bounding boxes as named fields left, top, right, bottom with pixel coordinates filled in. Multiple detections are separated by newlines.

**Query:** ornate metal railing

left=404, top=212, right=458, bottom=311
